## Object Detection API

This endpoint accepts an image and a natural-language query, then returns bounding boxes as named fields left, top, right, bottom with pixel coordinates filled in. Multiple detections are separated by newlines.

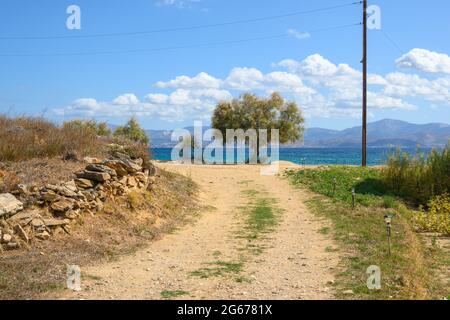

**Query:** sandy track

left=58, top=162, right=339, bottom=300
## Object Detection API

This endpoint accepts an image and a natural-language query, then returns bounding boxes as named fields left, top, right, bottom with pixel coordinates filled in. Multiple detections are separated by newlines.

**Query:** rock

left=75, top=170, right=111, bottom=182
left=147, top=163, right=157, bottom=176
left=13, top=224, right=29, bottom=243
left=0, top=193, right=24, bottom=217
left=102, top=160, right=129, bottom=176
left=86, top=164, right=117, bottom=177
left=343, top=290, right=354, bottom=295
left=12, top=184, right=29, bottom=196
left=133, top=158, right=144, bottom=166
left=65, top=209, right=79, bottom=220
left=83, top=157, right=100, bottom=164
left=1, top=233, right=12, bottom=244
left=134, top=172, right=147, bottom=183
left=43, top=218, right=70, bottom=227
left=6, top=242, right=19, bottom=250
left=63, top=180, right=78, bottom=193
left=127, top=176, right=138, bottom=188
left=7, top=210, right=42, bottom=227
left=45, top=184, right=77, bottom=198
left=35, top=231, right=50, bottom=240
left=95, top=198, right=104, bottom=212
left=75, top=178, right=94, bottom=189
left=51, top=198, right=75, bottom=213
left=103, top=153, right=142, bottom=176
left=31, top=218, right=45, bottom=228
left=118, top=176, right=128, bottom=186
left=41, top=190, right=60, bottom=202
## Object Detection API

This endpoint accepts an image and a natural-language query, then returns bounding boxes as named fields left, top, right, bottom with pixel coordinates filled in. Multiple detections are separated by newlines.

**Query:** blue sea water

left=151, top=147, right=432, bottom=166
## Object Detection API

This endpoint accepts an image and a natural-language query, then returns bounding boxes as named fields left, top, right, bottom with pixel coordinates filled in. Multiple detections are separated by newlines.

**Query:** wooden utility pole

left=362, top=0, right=368, bottom=167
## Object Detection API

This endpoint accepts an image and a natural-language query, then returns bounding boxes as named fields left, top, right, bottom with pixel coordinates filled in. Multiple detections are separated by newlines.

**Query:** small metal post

left=332, top=177, right=337, bottom=196
left=384, top=214, right=393, bottom=255
left=352, top=188, right=356, bottom=209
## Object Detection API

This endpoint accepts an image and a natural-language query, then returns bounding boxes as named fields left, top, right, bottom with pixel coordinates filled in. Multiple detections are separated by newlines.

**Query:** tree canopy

left=113, top=117, right=149, bottom=145
left=211, top=92, right=304, bottom=145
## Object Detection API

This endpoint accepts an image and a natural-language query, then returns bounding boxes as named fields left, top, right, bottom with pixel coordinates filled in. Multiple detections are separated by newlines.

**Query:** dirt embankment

left=0, top=158, right=199, bottom=300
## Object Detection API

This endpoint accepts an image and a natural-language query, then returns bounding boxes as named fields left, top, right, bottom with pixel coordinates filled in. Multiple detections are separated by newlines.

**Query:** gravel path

left=58, top=162, right=340, bottom=300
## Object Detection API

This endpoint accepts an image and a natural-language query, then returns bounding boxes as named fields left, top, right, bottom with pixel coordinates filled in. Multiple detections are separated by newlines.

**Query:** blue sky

left=1, top=0, right=449, bottom=130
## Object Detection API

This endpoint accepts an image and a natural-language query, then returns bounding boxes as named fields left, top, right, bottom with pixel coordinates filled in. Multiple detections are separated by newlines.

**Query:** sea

left=150, top=147, right=434, bottom=166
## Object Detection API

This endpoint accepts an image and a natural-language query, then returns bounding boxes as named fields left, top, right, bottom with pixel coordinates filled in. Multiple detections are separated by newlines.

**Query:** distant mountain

left=146, top=119, right=450, bottom=148
left=302, top=119, right=450, bottom=148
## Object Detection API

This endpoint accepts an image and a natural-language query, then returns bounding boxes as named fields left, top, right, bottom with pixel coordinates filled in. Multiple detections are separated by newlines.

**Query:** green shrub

left=381, top=145, right=450, bottom=206
left=413, top=194, right=450, bottom=236
left=113, top=117, right=149, bottom=145
left=63, top=119, right=111, bottom=137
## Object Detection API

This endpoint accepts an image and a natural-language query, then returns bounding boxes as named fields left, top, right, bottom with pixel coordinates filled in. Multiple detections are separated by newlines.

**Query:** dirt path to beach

left=58, top=162, right=340, bottom=300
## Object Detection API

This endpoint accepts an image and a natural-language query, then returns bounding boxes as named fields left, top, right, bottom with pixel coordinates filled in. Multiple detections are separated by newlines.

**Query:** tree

left=211, top=92, right=304, bottom=160
left=113, top=117, right=149, bottom=145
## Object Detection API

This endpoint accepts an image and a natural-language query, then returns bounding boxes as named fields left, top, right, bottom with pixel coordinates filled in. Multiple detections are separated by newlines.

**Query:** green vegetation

left=413, top=194, right=450, bottom=235
left=113, top=117, right=149, bottom=145
left=381, top=146, right=450, bottom=206
left=160, top=290, right=189, bottom=299
left=190, top=189, right=282, bottom=281
left=211, top=92, right=304, bottom=160
left=63, top=119, right=111, bottom=137
left=238, top=189, right=283, bottom=255
left=285, top=166, right=449, bottom=300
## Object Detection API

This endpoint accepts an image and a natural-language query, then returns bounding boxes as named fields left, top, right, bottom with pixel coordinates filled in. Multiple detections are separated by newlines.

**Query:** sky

left=0, top=0, right=449, bottom=130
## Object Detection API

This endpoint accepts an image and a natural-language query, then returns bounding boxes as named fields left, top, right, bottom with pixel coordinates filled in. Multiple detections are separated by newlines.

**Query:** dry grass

left=0, top=168, right=199, bottom=300
left=0, top=115, right=106, bottom=162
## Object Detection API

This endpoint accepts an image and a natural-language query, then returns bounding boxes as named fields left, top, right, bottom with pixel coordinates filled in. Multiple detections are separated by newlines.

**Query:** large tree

left=211, top=92, right=304, bottom=160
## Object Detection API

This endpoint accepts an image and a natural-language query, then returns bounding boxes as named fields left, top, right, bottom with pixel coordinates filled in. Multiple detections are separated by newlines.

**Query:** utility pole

left=362, top=0, right=368, bottom=167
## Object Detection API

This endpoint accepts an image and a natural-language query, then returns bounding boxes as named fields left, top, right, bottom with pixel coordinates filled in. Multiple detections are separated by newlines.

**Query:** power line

left=380, top=29, right=404, bottom=54
left=0, top=1, right=362, bottom=40
left=0, top=23, right=361, bottom=57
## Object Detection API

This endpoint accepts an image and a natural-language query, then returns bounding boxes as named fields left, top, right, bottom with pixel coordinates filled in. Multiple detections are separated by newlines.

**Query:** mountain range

left=145, top=119, right=450, bottom=148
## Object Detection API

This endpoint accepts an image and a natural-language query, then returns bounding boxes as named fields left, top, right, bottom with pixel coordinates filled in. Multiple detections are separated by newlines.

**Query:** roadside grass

left=160, top=290, right=189, bottom=299
left=240, top=190, right=283, bottom=241
left=285, top=166, right=449, bottom=300
left=190, top=188, right=283, bottom=281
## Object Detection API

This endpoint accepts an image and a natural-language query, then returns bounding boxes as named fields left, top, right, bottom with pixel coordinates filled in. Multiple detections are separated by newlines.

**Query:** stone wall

left=0, top=152, right=156, bottom=252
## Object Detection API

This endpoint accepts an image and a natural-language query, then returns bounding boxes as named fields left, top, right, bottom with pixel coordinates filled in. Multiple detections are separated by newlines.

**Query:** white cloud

left=156, top=72, right=222, bottom=89
left=396, top=48, right=450, bottom=74
left=56, top=49, right=450, bottom=122
left=155, top=0, right=201, bottom=9
left=113, top=93, right=140, bottom=106
left=286, top=29, right=311, bottom=40
left=382, top=72, right=450, bottom=104
left=225, top=67, right=265, bottom=91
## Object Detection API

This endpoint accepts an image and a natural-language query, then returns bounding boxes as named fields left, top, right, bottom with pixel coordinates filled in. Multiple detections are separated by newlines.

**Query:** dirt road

left=59, top=162, right=340, bottom=300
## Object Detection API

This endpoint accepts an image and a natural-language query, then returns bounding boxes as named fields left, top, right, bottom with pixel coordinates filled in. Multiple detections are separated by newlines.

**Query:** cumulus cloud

left=56, top=48, right=450, bottom=122
left=396, top=48, right=450, bottom=74
left=382, top=72, right=450, bottom=103
left=113, top=93, right=140, bottom=106
left=156, top=72, right=222, bottom=89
